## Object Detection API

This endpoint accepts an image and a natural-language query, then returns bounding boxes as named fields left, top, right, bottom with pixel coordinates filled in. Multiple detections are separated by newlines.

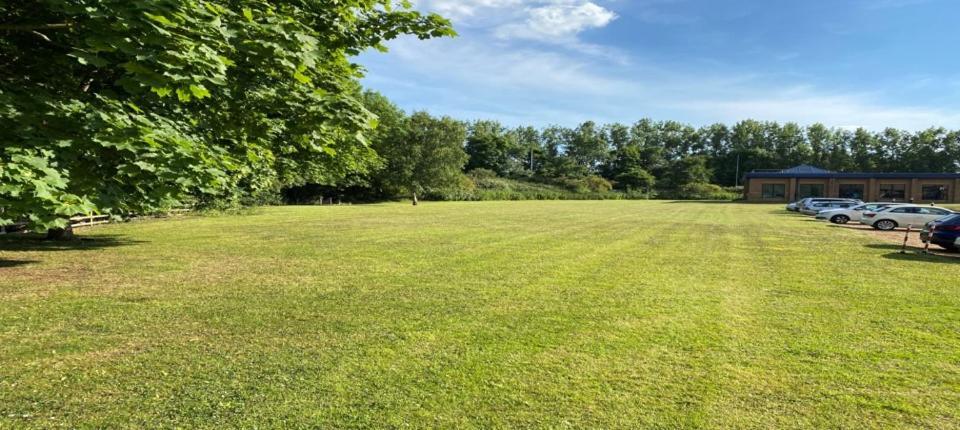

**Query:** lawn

left=1, top=201, right=959, bottom=428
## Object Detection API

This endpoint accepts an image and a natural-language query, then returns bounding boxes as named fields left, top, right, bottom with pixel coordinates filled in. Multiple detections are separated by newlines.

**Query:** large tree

left=464, top=121, right=520, bottom=176
left=0, top=0, right=453, bottom=235
left=370, top=111, right=468, bottom=204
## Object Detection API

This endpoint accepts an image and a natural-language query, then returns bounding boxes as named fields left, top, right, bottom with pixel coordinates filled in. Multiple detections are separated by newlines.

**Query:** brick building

left=743, top=165, right=960, bottom=203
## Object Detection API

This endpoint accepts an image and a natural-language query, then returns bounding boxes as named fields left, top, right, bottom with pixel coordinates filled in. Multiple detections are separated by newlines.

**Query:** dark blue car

left=923, top=214, right=960, bottom=251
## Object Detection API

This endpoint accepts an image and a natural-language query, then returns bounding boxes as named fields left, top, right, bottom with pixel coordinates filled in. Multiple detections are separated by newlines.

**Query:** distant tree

left=663, top=155, right=712, bottom=190
left=513, top=126, right=545, bottom=175
left=806, top=123, right=832, bottom=168
left=614, top=166, right=656, bottom=192
left=728, top=120, right=770, bottom=184
left=565, top=121, right=609, bottom=175
left=539, top=125, right=580, bottom=178
left=464, top=121, right=520, bottom=176
left=851, top=128, right=878, bottom=171
left=376, top=112, right=468, bottom=204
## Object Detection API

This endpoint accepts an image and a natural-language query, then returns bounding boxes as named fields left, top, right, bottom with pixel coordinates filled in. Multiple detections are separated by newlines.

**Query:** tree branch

left=0, top=23, right=72, bottom=31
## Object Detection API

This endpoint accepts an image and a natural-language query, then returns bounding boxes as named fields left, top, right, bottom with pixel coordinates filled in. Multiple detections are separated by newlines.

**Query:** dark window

left=797, top=184, right=824, bottom=198
left=891, top=207, right=917, bottom=214
left=879, top=184, right=906, bottom=200
left=921, top=185, right=947, bottom=201
left=838, top=184, right=865, bottom=199
left=762, top=184, right=786, bottom=199
left=918, top=208, right=951, bottom=216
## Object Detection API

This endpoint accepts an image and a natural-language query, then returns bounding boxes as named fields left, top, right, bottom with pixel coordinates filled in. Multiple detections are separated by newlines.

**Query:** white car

left=815, top=202, right=906, bottom=224
left=800, top=200, right=860, bottom=216
left=860, top=205, right=955, bottom=231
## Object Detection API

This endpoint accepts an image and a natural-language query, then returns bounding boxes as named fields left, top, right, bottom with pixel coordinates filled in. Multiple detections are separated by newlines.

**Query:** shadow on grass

left=665, top=200, right=743, bottom=204
left=0, top=259, right=39, bottom=268
left=865, top=243, right=960, bottom=264
left=0, top=234, right=145, bottom=253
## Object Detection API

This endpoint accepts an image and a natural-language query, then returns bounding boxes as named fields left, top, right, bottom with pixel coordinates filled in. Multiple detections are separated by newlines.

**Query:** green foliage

left=665, top=183, right=741, bottom=201
left=431, top=177, right=628, bottom=201
left=302, top=91, right=473, bottom=204
left=614, top=166, right=656, bottom=192
left=465, top=121, right=522, bottom=176
left=466, top=168, right=500, bottom=183
left=560, top=175, right=614, bottom=194
left=0, top=0, right=454, bottom=229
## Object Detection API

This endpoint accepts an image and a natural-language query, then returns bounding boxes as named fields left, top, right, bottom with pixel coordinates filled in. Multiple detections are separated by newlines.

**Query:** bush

left=583, top=175, right=613, bottom=193
left=556, top=175, right=612, bottom=194
left=666, top=183, right=740, bottom=200
left=467, top=168, right=498, bottom=181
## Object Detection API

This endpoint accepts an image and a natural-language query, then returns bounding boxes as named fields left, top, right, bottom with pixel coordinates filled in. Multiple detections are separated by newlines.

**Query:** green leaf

left=144, top=12, right=176, bottom=27
left=242, top=8, right=254, bottom=22
left=292, top=70, right=311, bottom=84
left=189, top=85, right=211, bottom=99
left=176, top=88, right=192, bottom=102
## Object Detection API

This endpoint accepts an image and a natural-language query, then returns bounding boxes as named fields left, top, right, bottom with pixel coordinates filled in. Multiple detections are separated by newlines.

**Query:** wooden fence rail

left=0, top=209, right=194, bottom=234
left=69, top=214, right=112, bottom=229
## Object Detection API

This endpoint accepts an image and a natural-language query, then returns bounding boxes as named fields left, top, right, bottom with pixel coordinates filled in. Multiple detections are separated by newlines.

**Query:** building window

left=838, top=184, right=865, bottom=199
left=797, top=184, right=824, bottom=198
left=879, top=184, right=906, bottom=200
left=921, top=185, right=947, bottom=201
left=761, top=184, right=786, bottom=199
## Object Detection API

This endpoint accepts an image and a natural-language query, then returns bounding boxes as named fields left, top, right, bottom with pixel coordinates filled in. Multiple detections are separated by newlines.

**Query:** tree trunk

left=46, top=225, right=74, bottom=241
left=412, top=191, right=418, bottom=206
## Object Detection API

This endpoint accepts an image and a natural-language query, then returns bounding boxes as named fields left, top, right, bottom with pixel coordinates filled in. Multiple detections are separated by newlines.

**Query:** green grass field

left=2, top=201, right=959, bottom=428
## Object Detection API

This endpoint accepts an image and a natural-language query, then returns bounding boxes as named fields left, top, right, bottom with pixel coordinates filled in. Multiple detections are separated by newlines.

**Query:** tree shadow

left=0, top=234, right=145, bottom=252
left=0, top=259, right=38, bottom=268
left=665, top=200, right=743, bottom=204
left=769, top=210, right=807, bottom=216
left=865, top=244, right=960, bottom=264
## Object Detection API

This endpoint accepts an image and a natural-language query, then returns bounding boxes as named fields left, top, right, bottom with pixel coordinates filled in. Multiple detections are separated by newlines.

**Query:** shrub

left=668, top=183, right=740, bottom=200
left=467, top=168, right=499, bottom=181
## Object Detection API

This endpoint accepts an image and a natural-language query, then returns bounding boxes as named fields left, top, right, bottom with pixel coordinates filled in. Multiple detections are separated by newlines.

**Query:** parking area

left=791, top=197, right=960, bottom=260
left=826, top=222, right=960, bottom=259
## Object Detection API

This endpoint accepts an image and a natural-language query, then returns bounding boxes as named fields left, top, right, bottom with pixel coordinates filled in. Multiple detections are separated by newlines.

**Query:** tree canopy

left=0, top=0, right=454, bottom=230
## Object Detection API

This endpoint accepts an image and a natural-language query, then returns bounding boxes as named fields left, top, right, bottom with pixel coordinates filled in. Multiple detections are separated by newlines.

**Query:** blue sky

left=358, top=0, right=960, bottom=130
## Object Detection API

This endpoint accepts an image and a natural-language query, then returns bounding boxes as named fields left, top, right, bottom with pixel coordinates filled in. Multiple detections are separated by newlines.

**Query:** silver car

left=796, top=197, right=862, bottom=212
left=800, top=200, right=861, bottom=216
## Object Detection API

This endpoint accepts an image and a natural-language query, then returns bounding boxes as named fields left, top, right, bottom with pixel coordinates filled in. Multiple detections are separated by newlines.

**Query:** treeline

left=294, top=91, right=960, bottom=203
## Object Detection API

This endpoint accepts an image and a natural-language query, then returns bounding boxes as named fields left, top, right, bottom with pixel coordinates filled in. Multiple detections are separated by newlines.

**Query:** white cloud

left=362, top=1, right=960, bottom=131
left=363, top=37, right=960, bottom=130
left=415, top=0, right=618, bottom=47
left=495, top=2, right=617, bottom=41
left=415, top=0, right=529, bottom=21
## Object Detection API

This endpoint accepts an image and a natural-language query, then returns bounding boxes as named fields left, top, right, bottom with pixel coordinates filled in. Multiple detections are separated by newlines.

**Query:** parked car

left=800, top=200, right=861, bottom=216
left=860, top=205, right=955, bottom=231
left=795, top=197, right=862, bottom=212
left=815, top=203, right=905, bottom=224
left=920, top=214, right=960, bottom=251
left=786, top=202, right=799, bottom=212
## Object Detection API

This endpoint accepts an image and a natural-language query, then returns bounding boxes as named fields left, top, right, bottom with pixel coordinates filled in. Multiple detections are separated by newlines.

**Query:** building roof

left=746, top=165, right=960, bottom=180
left=781, top=164, right=835, bottom=174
